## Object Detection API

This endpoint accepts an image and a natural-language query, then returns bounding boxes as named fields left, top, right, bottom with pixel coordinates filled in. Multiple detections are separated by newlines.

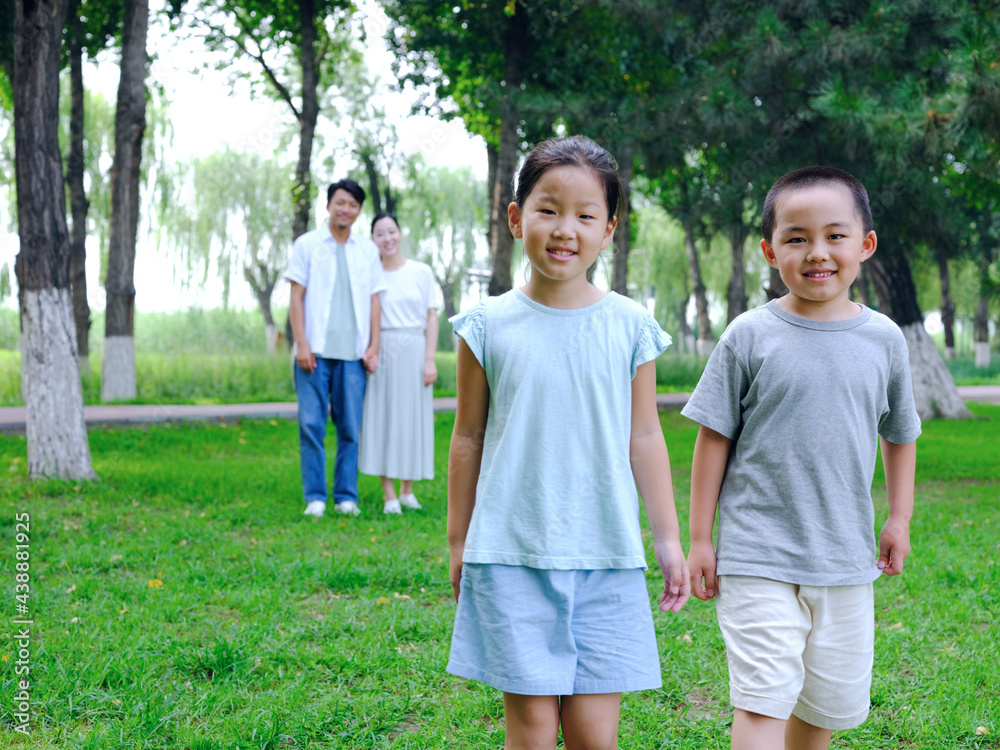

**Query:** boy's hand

left=654, top=540, right=690, bottom=613
left=687, top=540, right=718, bottom=600
left=877, top=516, right=911, bottom=576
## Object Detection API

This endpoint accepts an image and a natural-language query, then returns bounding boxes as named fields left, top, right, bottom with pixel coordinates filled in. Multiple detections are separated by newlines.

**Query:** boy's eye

left=828, top=233, right=845, bottom=240
left=579, top=214, right=595, bottom=220
left=786, top=237, right=805, bottom=244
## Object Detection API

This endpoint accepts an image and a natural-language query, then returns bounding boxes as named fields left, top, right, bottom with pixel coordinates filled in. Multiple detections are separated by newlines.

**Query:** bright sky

left=1, top=0, right=486, bottom=313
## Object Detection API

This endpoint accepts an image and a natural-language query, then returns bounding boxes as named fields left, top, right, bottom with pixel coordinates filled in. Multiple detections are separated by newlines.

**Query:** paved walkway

left=1, top=387, right=998, bottom=433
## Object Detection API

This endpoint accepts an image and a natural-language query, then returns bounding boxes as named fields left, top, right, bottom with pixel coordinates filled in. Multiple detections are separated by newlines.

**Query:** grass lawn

left=0, top=405, right=998, bottom=748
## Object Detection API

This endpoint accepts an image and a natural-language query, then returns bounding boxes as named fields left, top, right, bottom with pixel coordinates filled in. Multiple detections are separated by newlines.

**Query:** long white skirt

left=359, top=327, right=435, bottom=480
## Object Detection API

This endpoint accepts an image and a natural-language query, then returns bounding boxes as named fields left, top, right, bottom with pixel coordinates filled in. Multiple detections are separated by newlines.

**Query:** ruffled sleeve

left=450, top=302, right=488, bottom=367
left=631, top=311, right=672, bottom=378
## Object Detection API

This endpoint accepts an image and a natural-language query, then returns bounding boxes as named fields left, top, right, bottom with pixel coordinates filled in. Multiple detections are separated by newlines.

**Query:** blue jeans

left=294, top=358, right=367, bottom=506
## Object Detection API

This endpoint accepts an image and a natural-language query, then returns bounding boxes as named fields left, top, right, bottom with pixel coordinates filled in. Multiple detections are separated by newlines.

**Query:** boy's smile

left=761, top=184, right=877, bottom=321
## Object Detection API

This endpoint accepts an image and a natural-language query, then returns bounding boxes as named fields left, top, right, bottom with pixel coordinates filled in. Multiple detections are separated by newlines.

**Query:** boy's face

left=761, top=184, right=876, bottom=320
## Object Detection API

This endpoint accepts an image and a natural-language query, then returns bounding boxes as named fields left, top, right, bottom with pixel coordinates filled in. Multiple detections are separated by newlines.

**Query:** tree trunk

left=867, top=252, right=971, bottom=420
left=13, top=0, right=95, bottom=479
left=292, top=0, right=319, bottom=241
left=853, top=263, right=872, bottom=308
left=610, top=143, right=633, bottom=295
left=725, top=220, right=748, bottom=324
left=362, top=151, right=382, bottom=215
left=487, top=8, right=526, bottom=298
left=103, top=0, right=148, bottom=402
left=973, top=293, right=990, bottom=369
left=682, top=218, right=714, bottom=356
left=937, top=252, right=955, bottom=359
left=67, top=4, right=91, bottom=374
left=245, top=263, right=277, bottom=353
left=674, top=295, right=694, bottom=354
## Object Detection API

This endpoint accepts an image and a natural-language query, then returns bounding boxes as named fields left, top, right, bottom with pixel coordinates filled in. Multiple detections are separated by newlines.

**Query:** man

left=285, top=179, right=386, bottom=517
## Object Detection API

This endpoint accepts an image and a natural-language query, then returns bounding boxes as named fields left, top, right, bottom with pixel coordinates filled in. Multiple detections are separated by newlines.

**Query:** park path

left=0, top=387, right=998, bottom=433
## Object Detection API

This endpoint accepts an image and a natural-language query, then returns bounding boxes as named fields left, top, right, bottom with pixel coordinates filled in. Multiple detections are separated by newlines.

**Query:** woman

left=359, top=213, right=439, bottom=513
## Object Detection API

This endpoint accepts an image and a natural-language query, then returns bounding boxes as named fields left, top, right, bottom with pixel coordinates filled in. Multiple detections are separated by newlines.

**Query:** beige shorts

left=716, top=575, right=874, bottom=730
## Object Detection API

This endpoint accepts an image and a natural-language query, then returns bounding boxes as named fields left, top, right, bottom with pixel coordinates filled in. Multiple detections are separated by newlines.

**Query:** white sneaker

left=303, top=501, right=326, bottom=518
left=399, top=493, right=422, bottom=510
left=383, top=499, right=402, bottom=515
left=333, top=500, right=360, bottom=516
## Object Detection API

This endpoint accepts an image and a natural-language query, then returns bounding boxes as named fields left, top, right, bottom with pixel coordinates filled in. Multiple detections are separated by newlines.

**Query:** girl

left=447, top=135, right=690, bottom=749
left=359, top=214, right=439, bottom=514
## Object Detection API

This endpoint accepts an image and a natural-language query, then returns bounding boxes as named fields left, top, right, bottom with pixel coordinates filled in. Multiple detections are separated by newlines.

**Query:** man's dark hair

left=327, top=179, right=366, bottom=205
left=761, top=166, right=872, bottom=243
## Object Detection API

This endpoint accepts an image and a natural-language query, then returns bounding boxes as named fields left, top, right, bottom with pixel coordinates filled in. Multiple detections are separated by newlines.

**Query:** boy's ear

left=601, top=216, right=618, bottom=250
left=860, top=230, right=877, bottom=262
left=507, top=202, right=522, bottom=239
left=760, top=239, right=779, bottom=268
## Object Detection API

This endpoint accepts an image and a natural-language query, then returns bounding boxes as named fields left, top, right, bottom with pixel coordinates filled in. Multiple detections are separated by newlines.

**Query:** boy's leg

left=294, top=358, right=332, bottom=504
left=785, top=714, right=832, bottom=750
left=503, top=693, right=559, bottom=750
left=731, top=709, right=785, bottom=750
left=559, top=693, right=621, bottom=750
left=329, top=359, right=367, bottom=506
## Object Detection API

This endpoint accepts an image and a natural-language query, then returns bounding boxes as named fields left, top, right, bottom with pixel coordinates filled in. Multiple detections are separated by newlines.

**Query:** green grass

left=0, top=405, right=997, bottom=748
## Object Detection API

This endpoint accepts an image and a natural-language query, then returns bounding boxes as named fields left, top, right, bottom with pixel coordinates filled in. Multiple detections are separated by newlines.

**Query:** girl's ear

left=601, top=216, right=618, bottom=250
left=507, top=202, right=523, bottom=239
left=760, top=239, right=778, bottom=269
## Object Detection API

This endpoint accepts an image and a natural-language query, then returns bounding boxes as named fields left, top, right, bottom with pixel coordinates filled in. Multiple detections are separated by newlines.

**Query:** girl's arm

left=424, top=308, right=439, bottom=386
left=687, top=425, right=731, bottom=601
left=877, top=438, right=916, bottom=576
left=447, top=337, right=489, bottom=601
left=630, top=361, right=690, bottom=614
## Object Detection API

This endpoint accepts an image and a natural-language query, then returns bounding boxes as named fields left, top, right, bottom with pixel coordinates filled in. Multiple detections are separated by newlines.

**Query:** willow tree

left=11, top=0, right=94, bottom=478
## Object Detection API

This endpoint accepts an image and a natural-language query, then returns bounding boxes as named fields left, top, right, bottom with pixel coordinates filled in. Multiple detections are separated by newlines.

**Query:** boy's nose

left=806, top=243, right=830, bottom=261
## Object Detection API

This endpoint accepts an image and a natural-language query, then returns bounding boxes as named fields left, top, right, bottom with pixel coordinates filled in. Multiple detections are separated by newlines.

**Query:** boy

left=683, top=166, right=920, bottom=750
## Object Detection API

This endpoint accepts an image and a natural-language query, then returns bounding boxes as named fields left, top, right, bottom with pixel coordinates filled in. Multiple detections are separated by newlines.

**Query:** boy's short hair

left=327, top=179, right=366, bottom=206
left=761, top=166, right=873, bottom=243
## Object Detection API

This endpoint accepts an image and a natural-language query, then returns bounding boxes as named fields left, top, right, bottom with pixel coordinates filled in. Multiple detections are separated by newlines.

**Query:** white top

left=681, top=301, right=922, bottom=586
left=284, top=223, right=386, bottom=359
left=451, top=289, right=672, bottom=570
left=380, top=260, right=440, bottom=329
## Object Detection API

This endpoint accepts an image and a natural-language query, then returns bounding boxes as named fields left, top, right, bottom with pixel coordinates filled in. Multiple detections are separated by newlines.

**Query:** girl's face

left=372, top=217, right=402, bottom=260
left=508, top=165, right=616, bottom=290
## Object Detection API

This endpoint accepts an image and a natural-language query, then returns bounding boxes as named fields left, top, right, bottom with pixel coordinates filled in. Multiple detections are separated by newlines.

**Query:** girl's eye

left=579, top=214, right=595, bottom=220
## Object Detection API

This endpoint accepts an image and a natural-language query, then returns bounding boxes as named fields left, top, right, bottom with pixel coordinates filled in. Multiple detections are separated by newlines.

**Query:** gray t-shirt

left=321, top=242, right=358, bottom=361
left=681, top=301, right=921, bottom=586
left=451, top=289, right=671, bottom=570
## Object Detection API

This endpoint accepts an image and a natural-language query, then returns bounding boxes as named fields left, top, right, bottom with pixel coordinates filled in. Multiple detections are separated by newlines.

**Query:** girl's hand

left=449, top=545, right=464, bottom=602
left=654, top=539, right=690, bottom=613
left=687, top=540, right=718, bottom=601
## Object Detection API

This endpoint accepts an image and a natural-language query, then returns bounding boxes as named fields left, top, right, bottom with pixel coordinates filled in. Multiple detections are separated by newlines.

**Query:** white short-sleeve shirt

left=284, top=223, right=387, bottom=359
left=380, top=260, right=440, bottom=329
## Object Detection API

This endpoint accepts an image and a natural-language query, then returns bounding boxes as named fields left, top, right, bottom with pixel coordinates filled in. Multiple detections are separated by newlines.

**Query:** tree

left=396, top=158, right=487, bottom=322
left=160, top=148, right=293, bottom=352
left=10, top=0, right=95, bottom=477
left=102, top=0, right=149, bottom=401
left=189, top=0, right=360, bottom=241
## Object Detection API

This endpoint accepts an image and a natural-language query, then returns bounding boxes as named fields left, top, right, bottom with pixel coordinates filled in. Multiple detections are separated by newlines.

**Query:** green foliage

left=0, top=406, right=997, bottom=747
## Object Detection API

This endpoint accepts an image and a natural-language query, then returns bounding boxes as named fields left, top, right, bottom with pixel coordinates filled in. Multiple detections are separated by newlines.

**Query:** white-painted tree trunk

left=684, top=334, right=696, bottom=355
left=696, top=339, right=716, bottom=358
left=901, top=322, right=972, bottom=420
left=944, top=346, right=955, bottom=360
left=974, top=342, right=990, bottom=369
left=21, top=289, right=95, bottom=479
left=77, top=353, right=91, bottom=376
left=102, top=335, right=136, bottom=401
left=265, top=324, right=278, bottom=355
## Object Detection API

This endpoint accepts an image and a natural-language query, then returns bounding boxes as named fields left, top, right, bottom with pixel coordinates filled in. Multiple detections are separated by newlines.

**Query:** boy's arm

left=687, top=425, right=731, bottom=601
left=447, top=338, right=489, bottom=601
left=288, top=281, right=315, bottom=374
left=630, top=361, right=690, bottom=614
left=877, top=438, right=916, bottom=576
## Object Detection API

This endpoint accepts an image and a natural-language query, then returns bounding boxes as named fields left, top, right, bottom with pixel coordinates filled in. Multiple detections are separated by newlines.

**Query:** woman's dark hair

left=371, top=212, right=399, bottom=234
left=761, top=166, right=872, bottom=243
left=513, top=135, right=624, bottom=220
left=326, top=178, right=366, bottom=205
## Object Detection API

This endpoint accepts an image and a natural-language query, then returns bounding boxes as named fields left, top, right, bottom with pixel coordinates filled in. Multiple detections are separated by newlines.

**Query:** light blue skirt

left=358, top=327, right=435, bottom=480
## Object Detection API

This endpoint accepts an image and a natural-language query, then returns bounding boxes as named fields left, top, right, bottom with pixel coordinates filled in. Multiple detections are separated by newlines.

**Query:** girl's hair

left=513, top=135, right=624, bottom=221
left=371, top=212, right=399, bottom=234
left=761, top=166, right=872, bottom=242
